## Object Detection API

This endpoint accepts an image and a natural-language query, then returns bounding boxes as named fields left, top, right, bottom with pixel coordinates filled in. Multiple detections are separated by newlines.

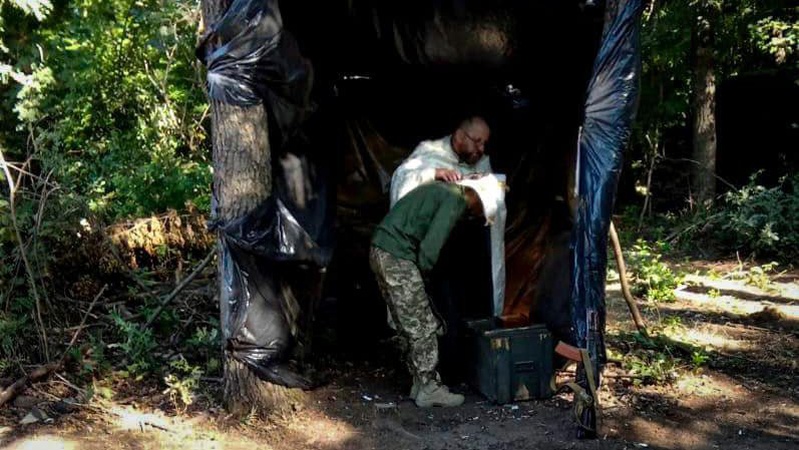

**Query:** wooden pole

left=609, top=221, right=648, bottom=336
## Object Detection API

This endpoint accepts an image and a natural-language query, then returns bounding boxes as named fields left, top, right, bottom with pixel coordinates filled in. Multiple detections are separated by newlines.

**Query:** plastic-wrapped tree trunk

left=200, top=0, right=304, bottom=416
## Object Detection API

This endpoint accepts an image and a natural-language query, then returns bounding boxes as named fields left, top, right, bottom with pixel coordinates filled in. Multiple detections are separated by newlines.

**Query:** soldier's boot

left=414, top=380, right=464, bottom=408
left=409, top=380, right=420, bottom=400
left=409, top=374, right=433, bottom=400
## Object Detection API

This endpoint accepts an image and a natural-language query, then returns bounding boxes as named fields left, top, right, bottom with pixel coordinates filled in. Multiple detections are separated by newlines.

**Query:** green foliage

left=0, top=1, right=52, bottom=82
left=742, top=262, right=778, bottom=290
left=163, top=356, right=203, bottom=410
left=661, top=315, right=683, bottom=329
left=88, top=383, right=116, bottom=401
left=0, top=312, right=28, bottom=373
left=9, top=0, right=210, bottom=220
left=630, top=0, right=798, bottom=211
left=140, top=297, right=180, bottom=333
left=678, top=174, right=799, bottom=262
left=0, top=357, right=11, bottom=375
left=719, top=175, right=799, bottom=259
left=186, top=324, right=221, bottom=374
left=723, top=261, right=780, bottom=290
left=614, top=331, right=680, bottom=385
left=0, top=0, right=211, bottom=372
left=72, top=333, right=113, bottom=379
left=637, top=0, right=796, bottom=126
left=752, top=13, right=799, bottom=68
left=690, top=350, right=709, bottom=370
left=630, top=1, right=693, bottom=203
left=610, top=326, right=709, bottom=386
left=706, top=268, right=722, bottom=280
left=96, top=309, right=221, bottom=383
left=109, top=312, right=157, bottom=376
left=187, top=324, right=220, bottom=350
left=0, top=0, right=52, bottom=20
left=625, top=239, right=683, bottom=302
left=636, top=0, right=693, bottom=130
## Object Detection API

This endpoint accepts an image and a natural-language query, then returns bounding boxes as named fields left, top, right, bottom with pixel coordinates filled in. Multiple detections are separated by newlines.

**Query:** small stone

left=20, top=412, right=40, bottom=425
left=20, top=406, right=53, bottom=425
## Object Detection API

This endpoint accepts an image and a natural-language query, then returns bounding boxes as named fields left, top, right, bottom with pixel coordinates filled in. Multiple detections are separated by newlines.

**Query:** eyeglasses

left=463, top=131, right=487, bottom=148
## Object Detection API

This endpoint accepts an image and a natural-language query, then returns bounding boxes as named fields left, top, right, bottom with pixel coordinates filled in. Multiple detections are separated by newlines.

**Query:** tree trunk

left=691, top=9, right=717, bottom=207
left=201, top=0, right=305, bottom=418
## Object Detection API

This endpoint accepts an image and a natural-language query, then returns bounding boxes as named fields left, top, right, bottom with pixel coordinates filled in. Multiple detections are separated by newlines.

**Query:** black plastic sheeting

left=197, top=0, right=643, bottom=403
left=217, top=237, right=312, bottom=388
left=570, top=0, right=643, bottom=434
left=197, top=0, right=331, bottom=389
left=197, top=0, right=314, bottom=143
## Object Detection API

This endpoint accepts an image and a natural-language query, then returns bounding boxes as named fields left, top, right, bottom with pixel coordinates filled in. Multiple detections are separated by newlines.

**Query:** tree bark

left=201, top=0, right=305, bottom=418
left=691, top=8, right=717, bottom=207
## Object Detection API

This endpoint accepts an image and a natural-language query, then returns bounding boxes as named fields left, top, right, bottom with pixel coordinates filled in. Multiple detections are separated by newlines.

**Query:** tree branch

left=62, top=285, right=107, bottom=363
left=609, top=221, right=648, bottom=337
left=142, top=250, right=215, bottom=330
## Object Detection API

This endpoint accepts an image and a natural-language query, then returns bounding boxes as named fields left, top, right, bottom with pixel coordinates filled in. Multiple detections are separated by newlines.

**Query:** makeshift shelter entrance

left=197, top=0, right=643, bottom=436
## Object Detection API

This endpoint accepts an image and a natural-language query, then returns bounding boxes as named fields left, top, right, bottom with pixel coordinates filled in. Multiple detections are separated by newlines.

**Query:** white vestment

left=389, top=136, right=506, bottom=316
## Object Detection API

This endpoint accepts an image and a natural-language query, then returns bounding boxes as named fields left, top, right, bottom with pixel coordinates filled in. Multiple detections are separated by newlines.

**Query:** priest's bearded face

left=454, top=121, right=489, bottom=165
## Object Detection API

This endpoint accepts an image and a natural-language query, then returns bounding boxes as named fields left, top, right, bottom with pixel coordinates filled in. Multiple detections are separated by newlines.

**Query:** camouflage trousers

left=369, top=246, right=442, bottom=384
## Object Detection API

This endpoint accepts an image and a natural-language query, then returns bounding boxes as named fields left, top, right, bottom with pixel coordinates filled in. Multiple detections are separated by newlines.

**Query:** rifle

left=553, top=308, right=601, bottom=438
left=576, top=308, right=600, bottom=438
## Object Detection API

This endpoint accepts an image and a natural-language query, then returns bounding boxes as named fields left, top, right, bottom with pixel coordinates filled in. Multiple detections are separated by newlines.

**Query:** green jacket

left=372, top=183, right=468, bottom=272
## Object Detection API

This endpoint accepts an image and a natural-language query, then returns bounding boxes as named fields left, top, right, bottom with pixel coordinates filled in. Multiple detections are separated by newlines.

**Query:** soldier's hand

left=435, top=168, right=462, bottom=182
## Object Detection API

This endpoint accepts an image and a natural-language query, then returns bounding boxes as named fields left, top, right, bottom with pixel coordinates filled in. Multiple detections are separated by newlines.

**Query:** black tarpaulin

left=197, top=0, right=314, bottom=142
left=198, top=0, right=331, bottom=389
left=570, top=0, right=643, bottom=436
left=197, top=0, right=644, bottom=434
left=572, top=0, right=643, bottom=372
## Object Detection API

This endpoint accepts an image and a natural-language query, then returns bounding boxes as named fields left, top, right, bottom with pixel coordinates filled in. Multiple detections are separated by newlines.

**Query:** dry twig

left=62, top=285, right=108, bottom=360
left=142, top=250, right=215, bottom=330
left=53, top=373, right=87, bottom=395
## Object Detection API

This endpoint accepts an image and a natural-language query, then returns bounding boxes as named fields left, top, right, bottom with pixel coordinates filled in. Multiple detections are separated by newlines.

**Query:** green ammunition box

left=465, top=319, right=554, bottom=404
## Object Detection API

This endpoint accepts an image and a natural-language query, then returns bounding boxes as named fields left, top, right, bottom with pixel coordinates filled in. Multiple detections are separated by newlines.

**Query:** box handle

left=515, top=361, right=536, bottom=373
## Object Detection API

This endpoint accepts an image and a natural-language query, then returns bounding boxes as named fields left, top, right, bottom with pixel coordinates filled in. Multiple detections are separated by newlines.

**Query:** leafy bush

left=10, top=0, right=210, bottom=220
left=186, top=324, right=221, bottom=375
left=0, top=0, right=211, bottom=369
left=611, top=332, right=680, bottom=385
left=109, top=312, right=158, bottom=376
left=609, top=327, right=709, bottom=386
left=717, top=175, right=799, bottom=260
left=679, top=174, right=799, bottom=262
left=625, top=239, right=683, bottom=302
left=163, top=357, right=203, bottom=411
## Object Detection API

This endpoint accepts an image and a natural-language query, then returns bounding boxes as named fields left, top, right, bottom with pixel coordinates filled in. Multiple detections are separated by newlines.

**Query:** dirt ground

left=1, top=262, right=797, bottom=450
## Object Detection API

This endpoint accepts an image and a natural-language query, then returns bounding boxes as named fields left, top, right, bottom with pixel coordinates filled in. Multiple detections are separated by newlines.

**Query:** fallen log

left=0, top=363, right=60, bottom=407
